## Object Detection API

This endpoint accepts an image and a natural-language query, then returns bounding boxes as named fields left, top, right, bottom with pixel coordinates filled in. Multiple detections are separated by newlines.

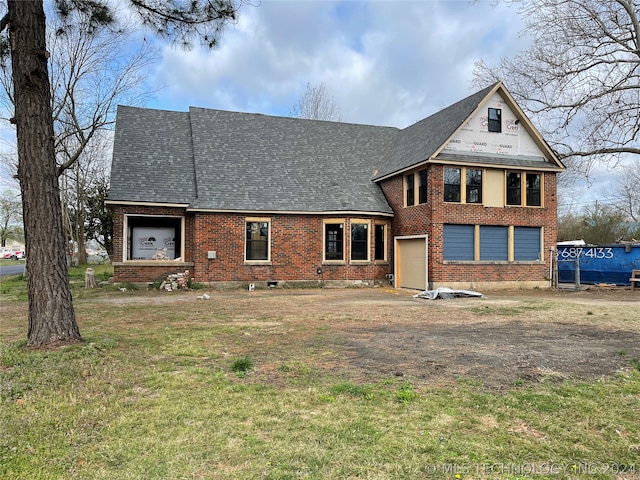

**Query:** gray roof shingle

left=108, top=83, right=561, bottom=213
left=108, top=106, right=196, bottom=204
left=187, top=108, right=397, bottom=213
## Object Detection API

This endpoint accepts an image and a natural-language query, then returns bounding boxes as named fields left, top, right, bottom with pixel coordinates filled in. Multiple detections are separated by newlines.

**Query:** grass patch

left=230, top=355, right=254, bottom=376
left=1, top=289, right=639, bottom=479
left=0, top=274, right=28, bottom=300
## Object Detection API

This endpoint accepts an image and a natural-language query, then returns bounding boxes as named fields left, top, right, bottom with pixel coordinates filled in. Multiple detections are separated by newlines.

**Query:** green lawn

left=1, top=273, right=638, bottom=479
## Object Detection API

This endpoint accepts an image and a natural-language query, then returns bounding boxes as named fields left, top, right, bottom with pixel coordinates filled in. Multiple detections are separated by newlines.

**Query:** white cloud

left=146, top=0, right=529, bottom=127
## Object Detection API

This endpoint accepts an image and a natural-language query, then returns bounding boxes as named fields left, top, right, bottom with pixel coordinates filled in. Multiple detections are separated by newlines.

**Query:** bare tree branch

left=290, top=82, right=342, bottom=122
left=474, top=0, right=640, bottom=176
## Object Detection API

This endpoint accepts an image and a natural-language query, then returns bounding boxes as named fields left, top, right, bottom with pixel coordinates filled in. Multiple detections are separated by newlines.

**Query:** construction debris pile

left=414, top=287, right=483, bottom=300
left=159, top=270, right=191, bottom=291
left=152, top=248, right=170, bottom=260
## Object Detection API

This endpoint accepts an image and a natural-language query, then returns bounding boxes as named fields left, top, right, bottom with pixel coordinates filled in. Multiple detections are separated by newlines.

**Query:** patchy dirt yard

left=4, top=284, right=636, bottom=390
left=87, top=285, right=640, bottom=390
left=306, top=287, right=640, bottom=390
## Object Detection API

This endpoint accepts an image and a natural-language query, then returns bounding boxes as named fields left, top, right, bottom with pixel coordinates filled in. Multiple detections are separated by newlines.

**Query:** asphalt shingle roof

left=109, top=105, right=398, bottom=213
left=108, top=106, right=196, bottom=205
left=108, top=83, right=562, bottom=213
left=187, top=108, right=397, bottom=213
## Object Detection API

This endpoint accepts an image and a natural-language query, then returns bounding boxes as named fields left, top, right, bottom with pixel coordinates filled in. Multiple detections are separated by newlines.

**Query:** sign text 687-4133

left=557, top=247, right=614, bottom=260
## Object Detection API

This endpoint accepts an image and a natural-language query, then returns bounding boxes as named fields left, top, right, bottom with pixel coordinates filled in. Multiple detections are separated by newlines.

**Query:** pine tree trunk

left=9, top=0, right=81, bottom=346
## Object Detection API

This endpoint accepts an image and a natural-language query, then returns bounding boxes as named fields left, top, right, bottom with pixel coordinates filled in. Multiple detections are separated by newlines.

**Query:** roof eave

left=105, top=200, right=190, bottom=208
left=429, top=157, right=566, bottom=172
left=187, top=207, right=394, bottom=217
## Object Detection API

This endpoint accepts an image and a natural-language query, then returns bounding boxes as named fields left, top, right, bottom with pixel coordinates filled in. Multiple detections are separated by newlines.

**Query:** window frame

left=443, top=224, right=475, bottom=261
left=506, top=171, right=543, bottom=207
left=443, top=223, right=544, bottom=263
left=350, top=219, right=370, bottom=262
left=444, top=166, right=484, bottom=204
left=323, top=219, right=345, bottom=263
left=479, top=225, right=509, bottom=261
left=514, top=226, right=542, bottom=261
left=405, top=173, right=415, bottom=206
left=374, top=221, right=388, bottom=262
left=488, top=107, right=502, bottom=133
left=525, top=173, right=542, bottom=207
left=506, top=171, right=522, bottom=206
left=465, top=168, right=483, bottom=204
left=418, top=169, right=428, bottom=204
left=444, top=167, right=462, bottom=203
left=123, top=214, right=184, bottom=262
left=404, top=168, right=428, bottom=207
left=244, top=217, right=271, bottom=263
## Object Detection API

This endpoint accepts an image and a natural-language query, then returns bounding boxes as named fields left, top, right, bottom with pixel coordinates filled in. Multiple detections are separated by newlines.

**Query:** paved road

left=0, top=263, right=26, bottom=277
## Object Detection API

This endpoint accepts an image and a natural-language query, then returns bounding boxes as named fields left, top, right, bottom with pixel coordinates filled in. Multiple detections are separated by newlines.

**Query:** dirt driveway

left=94, top=285, right=640, bottom=390
left=318, top=287, right=640, bottom=390
left=216, top=286, right=640, bottom=390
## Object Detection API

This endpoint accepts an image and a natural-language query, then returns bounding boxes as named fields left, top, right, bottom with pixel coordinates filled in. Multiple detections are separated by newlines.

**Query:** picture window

left=126, top=215, right=182, bottom=261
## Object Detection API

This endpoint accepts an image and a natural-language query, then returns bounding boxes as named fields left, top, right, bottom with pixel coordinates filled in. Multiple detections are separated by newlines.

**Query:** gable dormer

left=441, top=91, right=547, bottom=160
left=435, top=84, right=563, bottom=170
left=373, top=82, right=564, bottom=184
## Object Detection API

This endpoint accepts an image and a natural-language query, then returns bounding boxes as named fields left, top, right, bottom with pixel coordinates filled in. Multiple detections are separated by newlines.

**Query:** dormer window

left=488, top=108, right=501, bottom=133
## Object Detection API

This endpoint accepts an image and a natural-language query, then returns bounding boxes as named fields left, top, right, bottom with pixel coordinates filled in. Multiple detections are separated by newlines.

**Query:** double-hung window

left=488, top=108, right=501, bottom=133
left=444, top=167, right=462, bottom=203
left=405, top=169, right=428, bottom=206
left=526, top=173, right=541, bottom=206
left=324, top=221, right=344, bottom=261
left=350, top=221, right=369, bottom=261
left=405, top=173, right=415, bottom=206
left=506, top=172, right=522, bottom=205
left=245, top=220, right=270, bottom=261
left=506, top=171, right=542, bottom=207
left=418, top=170, right=428, bottom=204
left=374, top=222, right=386, bottom=261
left=466, top=169, right=482, bottom=204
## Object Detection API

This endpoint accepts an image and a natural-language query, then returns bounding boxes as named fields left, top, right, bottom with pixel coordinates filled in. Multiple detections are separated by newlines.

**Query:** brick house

left=107, top=82, right=565, bottom=290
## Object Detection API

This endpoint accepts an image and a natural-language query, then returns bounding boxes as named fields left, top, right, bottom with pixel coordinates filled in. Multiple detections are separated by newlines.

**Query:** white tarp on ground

left=413, top=287, right=483, bottom=300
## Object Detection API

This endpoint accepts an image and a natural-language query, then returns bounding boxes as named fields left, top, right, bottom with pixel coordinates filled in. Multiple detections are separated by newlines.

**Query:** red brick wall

left=379, top=164, right=559, bottom=285
left=110, top=205, right=391, bottom=284
left=193, top=213, right=390, bottom=283
left=110, top=163, right=559, bottom=287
